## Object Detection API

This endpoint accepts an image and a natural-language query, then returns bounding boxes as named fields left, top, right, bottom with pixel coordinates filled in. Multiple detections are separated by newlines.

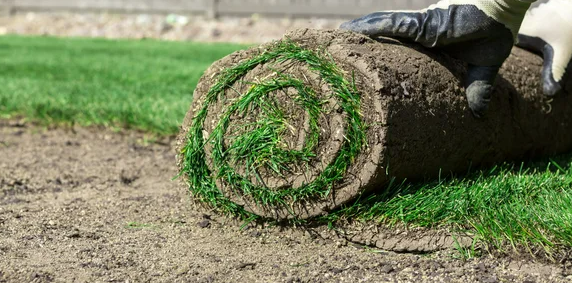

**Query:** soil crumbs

left=0, top=121, right=569, bottom=283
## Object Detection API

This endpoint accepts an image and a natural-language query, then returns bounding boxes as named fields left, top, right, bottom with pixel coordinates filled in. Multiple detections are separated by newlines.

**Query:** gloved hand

left=340, top=0, right=535, bottom=118
left=517, top=0, right=572, bottom=96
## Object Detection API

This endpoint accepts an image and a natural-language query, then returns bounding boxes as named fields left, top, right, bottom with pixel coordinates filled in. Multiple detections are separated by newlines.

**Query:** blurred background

left=0, top=0, right=439, bottom=44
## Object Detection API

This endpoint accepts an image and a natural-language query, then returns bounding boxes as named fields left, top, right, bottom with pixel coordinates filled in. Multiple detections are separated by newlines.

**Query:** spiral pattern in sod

left=180, top=40, right=367, bottom=219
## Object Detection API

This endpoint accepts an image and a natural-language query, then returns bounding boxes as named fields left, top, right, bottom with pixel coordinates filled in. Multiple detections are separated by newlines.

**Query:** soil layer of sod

left=178, top=28, right=572, bottom=220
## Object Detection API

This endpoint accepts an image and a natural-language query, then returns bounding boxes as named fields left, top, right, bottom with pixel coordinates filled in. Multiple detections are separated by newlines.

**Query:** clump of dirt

left=1, top=121, right=571, bottom=282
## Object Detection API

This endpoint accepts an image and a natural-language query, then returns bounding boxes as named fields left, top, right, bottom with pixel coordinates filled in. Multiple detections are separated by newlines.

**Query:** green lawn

left=0, top=35, right=247, bottom=135
left=325, top=158, right=572, bottom=257
left=1, top=35, right=571, bottom=257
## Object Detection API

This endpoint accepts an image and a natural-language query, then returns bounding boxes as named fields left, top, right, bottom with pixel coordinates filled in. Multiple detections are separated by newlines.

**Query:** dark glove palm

left=340, top=0, right=532, bottom=118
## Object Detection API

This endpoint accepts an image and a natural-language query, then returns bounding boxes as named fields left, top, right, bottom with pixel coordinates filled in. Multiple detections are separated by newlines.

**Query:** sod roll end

left=177, top=28, right=572, bottom=220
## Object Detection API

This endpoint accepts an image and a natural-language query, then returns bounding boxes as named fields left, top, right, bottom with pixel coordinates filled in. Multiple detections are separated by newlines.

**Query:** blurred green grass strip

left=0, top=35, right=247, bottom=135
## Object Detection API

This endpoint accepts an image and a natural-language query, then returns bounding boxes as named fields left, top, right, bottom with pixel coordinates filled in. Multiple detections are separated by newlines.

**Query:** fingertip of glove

left=339, top=21, right=357, bottom=31
left=542, top=80, right=563, bottom=97
left=466, top=81, right=493, bottom=119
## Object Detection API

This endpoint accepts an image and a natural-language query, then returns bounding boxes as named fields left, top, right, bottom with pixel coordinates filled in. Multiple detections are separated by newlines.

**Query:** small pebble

left=197, top=220, right=210, bottom=228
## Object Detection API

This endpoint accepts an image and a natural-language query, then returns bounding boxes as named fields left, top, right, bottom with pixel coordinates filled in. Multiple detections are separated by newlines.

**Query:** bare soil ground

left=1, top=121, right=570, bottom=283
left=0, top=12, right=343, bottom=44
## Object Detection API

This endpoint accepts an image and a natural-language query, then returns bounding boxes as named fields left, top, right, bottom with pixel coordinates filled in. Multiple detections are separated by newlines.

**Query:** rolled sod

left=177, top=28, right=572, bottom=220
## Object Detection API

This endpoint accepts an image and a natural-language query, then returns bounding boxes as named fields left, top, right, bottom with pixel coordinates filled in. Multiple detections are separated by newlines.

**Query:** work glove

left=340, top=0, right=535, bottom=118
left=517, top=0, right=572, bottom=96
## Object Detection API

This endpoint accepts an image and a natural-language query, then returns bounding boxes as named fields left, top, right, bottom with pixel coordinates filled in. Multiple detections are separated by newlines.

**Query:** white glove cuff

left=424, top=0, right=533, bottom=39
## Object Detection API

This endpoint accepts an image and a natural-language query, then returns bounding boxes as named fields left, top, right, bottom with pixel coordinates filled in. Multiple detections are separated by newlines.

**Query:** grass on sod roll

left=1, top=35, right=572, bottom=255
left=180, top=40, right=366, bottom=218
left=0, top=35, right=247, bottom=135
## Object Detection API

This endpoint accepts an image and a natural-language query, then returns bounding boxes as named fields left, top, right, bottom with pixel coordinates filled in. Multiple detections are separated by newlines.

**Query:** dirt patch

left=1, top=121, right=571, bottom=282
